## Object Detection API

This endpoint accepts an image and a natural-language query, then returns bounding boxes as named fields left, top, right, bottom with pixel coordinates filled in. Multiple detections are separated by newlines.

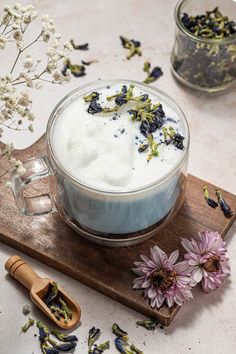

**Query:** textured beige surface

left=0, top=0, right=236, bottom=353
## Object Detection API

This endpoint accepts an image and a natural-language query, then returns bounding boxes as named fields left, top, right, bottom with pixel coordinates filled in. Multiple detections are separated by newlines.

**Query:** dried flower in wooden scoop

left=43, top=282, right=72, bottom=324
left=203, top=186, right=218, bottom=208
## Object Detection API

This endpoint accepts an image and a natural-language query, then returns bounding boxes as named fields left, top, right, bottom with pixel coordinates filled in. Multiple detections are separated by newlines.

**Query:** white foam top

left=51, top=82, right=187, bottom=192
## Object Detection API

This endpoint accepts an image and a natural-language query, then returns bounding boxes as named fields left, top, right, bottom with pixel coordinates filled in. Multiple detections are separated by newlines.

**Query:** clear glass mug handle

left=11, top=156, right=55, bottom=216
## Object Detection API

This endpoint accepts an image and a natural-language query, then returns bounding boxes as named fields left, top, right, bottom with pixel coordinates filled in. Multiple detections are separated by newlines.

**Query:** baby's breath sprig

left=0, top=3, right=74, bottom=182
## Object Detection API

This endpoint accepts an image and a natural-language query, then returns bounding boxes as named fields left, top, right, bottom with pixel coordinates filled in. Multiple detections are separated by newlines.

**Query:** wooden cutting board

left=0, top=135, right=235, bottom=326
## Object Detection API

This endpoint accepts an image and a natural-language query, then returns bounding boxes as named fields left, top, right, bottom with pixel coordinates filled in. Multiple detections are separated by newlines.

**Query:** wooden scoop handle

left=5, top=255, right=40, bottom=291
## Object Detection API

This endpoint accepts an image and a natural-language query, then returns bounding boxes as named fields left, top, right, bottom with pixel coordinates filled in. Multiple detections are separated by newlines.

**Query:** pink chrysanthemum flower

left=132, top=246, right=193, bottom=308
left=181, top=230, right=230, bottom=293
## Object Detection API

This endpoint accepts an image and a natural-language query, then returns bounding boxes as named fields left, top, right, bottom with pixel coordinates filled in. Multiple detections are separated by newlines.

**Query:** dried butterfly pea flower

left=147, top=134, right=159, bottom=162
left=138, top=144, right=149, bottom=153
left=120, top=36, right=142, bottom=60
left=37, top=321, right=50, bottom=343
left=143, top=64, right=163, bottom=84
left=48, top=337, right=77, bottom=351
left=215, top=188, right=233, bottom=217
left=136, top=319, right=158, bottom=330
left=162, top=126, right=185, bottom=150
left=59, top=298, right=72, bottom=320
left=115, top=337, right=131, bottom=354
left=81, top=59, right=98, bottom=66
left=50, top=330, right=78, bottom=342
left=102, top=106, right=119, bottom=113
left=143, top=61, right=151, bottom=73
left=21, top=317, right=34, bottom=333
left=62, top=59, right=86, bottom=77
left=92, top=341, right=110, bottom=353
left=88, top=327, right=101, bottom=352
left=87, top=100, right=103, bottom=114
left=172, top=7, right=236, bottom=90
left=70, top=39, right=89, bottom=50
left=172, top=133, right=185, bottom=150
left=203, top=186, right=218, bottom=208
left=130, top=343, right=144, bottom=354
left=41, top=344, right=59, bottom=354
left=44, top=282, right=58, bottom=305
left=112, top=323, right=129, bottom=341
left=97, top=340, right=110, bottom=351
left=182, top=7, right=236, bottom=39
left=83, top=92, right=100, bottom=102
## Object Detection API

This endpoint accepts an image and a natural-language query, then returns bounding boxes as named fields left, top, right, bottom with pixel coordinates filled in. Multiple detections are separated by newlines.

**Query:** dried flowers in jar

left=171, top=0, right=236, bottom=92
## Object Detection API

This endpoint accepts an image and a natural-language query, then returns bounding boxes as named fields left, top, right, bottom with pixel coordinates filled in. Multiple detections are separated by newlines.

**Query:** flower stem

left=10, top=50, right=22, bottom=74
left=10, top=32, right=42, bottom=74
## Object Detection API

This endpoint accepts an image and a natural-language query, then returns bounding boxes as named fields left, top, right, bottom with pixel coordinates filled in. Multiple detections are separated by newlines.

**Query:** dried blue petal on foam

left=87, top=100, right=103, bottom=114
left=83, top=91, right=100, bottom=102
left=172, top=133, right=185, bottom=150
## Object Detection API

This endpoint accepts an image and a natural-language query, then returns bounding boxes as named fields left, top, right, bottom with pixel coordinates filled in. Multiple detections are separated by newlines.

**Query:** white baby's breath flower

left=55, top=32, right=62, bottom=39
left=18, top=92, right=32, bottom=107
left=27, top=112, right=35, bottom=121
left=35, top=82, right=43, bottom=90
left=28, top=123, right=34, bottom=132
left=0, top=36, right=6, bottom=49
left=23, top=54, right=33, bottom=69
left=5, top=181, right=12, bottom=188
left=0, top=5, right=73, bottom=183
left=42, top=30, right=50, bottom=42
left=51, top=39, right=59, bottom=49
left=16, top=164, right=27, bottom=176
left=13, top=30, right=23, bottom=41
left=63, top=41, right=73, bottom=51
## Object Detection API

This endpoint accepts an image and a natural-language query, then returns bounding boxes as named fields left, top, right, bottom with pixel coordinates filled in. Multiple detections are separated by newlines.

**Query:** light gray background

left=0, top=1, right=236, bottom=353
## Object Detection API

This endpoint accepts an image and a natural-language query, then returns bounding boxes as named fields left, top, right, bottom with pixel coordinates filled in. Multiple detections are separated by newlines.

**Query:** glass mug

left=11, top=80, right=190, bottom=247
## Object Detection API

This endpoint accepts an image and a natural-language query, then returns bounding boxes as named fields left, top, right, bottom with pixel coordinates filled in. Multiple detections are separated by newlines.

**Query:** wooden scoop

left=5, top=255, right=81, bottom=329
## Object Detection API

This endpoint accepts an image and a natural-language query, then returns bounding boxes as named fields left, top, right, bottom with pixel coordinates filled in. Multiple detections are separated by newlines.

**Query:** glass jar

left=11, top=80, right=190, bottom=247
left=171, top=0, right=236, bottom=92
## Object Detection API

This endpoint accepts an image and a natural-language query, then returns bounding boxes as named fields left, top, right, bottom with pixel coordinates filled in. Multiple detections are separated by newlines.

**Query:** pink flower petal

left=192, top=267, right=203, bottom=283
left=169, top=250, right=179, bottom=265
